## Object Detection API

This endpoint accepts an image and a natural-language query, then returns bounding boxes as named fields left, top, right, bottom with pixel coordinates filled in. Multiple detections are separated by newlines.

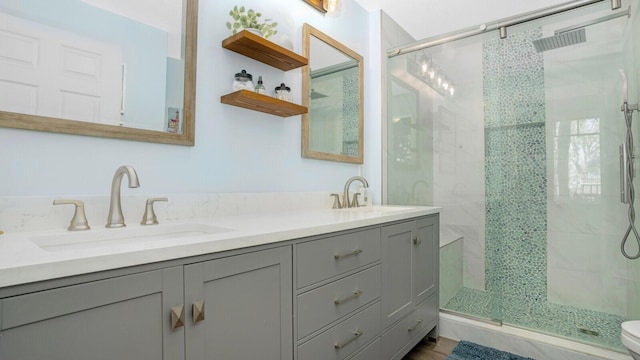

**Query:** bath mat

left=446, top=340, right=535, bottom=360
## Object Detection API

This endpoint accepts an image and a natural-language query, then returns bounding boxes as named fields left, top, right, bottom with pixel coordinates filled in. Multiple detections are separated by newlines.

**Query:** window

left=553, top=118, right=601, bottom=201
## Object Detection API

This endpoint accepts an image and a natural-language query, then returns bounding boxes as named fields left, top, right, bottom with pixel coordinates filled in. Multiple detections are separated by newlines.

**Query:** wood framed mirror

left=0, top=0, right=198, bottom=146
left=302, top=23, right=363, bottom=163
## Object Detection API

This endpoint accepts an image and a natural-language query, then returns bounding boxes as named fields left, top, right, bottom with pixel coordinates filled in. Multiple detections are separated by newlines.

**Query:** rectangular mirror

left=302, top=23, right=363, bottom=163
left=0, top=0, right=197, bottom=146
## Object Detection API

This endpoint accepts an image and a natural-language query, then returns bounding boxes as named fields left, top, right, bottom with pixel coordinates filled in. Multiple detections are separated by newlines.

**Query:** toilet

left=622, top=321, right=640, bottom=359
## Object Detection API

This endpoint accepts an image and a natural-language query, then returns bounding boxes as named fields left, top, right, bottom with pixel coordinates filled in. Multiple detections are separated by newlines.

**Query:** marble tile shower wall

left=482, top=29, right=548, bottom=301
left=432, top=102, right=487, bottom=291
left=431, top=39, right=487, bottom=291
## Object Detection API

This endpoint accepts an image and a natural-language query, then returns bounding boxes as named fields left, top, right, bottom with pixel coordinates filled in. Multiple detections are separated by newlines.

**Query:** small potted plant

left=226, top=6, right=278, bottom=39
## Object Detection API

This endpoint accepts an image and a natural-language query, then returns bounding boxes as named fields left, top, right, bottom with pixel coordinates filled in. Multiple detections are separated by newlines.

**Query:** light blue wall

left=1, top=0, right=167, bottom=130
left=0, top=0, right=371, bottom=197
left=0, top=0, right=585, bottom=199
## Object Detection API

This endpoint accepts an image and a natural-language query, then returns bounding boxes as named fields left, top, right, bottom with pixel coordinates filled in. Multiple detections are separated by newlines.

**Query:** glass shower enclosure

left=385, top=0, right=640, bottom=351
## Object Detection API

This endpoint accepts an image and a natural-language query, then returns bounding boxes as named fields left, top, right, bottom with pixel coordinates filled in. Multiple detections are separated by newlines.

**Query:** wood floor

left=401, top=337, right=459, bottom=360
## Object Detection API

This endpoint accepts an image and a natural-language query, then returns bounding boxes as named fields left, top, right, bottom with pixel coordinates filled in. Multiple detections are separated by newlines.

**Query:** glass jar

left=274, top=83, right=292, bottom=102
left=232, top=69, right=254, bottom=91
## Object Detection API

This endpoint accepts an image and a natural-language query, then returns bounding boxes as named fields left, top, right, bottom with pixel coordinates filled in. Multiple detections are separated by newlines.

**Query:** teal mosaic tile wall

left=342, top=69, right=359, bottom=156
left=483, top=28, right=548, bottom=302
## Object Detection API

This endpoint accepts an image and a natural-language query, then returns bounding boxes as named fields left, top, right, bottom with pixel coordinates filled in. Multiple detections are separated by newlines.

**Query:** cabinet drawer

left=298, top=301, right=381, bottom=360
left=297, top=228, right=381, bottom=288
left=381, top=294, right=438, bottom=360
left=347, top=338, right=381, bottom=360
left=297, top=265, right=381, bottom=339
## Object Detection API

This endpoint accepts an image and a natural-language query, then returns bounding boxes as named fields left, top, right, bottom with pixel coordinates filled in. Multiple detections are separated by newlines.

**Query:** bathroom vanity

left=0, top=205, right=439, bottom=360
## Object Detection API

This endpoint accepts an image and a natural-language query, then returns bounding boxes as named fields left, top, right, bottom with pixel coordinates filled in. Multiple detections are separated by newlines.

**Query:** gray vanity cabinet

left=184, top=246, right=293, bottom=360
left=413, top=216, right=439, bottom=306
left=381, top=215, right=439, bottom=360
left=381, top=220, right=415, bottom=326
left=0, top=246, right=292, bottom=360
left=0, top=267, right=185, bottom=360
left=0, top=213, right=438, bottom=360
left=381, top=216, right=438, bottom=327
left=295, top=227, right=382, bottom=360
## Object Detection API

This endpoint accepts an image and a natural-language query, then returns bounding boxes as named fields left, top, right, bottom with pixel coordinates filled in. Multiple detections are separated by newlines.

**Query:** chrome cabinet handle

left=170, top=305, right=185, bottom=330
left=334, top=248, right=363, bottom=260
left=334, top=330, right=363, bottom=350
left=334, top=290, right=363, bottom=305
left=192, top=300, right=205, bottom=324
left=413, top=236, right=422, bottom=245
left=408, top=319, right=423, bottom=332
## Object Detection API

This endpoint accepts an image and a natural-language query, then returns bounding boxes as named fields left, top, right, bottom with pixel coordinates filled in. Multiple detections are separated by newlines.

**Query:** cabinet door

left=0, top=267, right=185, bottom=360
left=184, top=246, right=293, bottom=360
left=381, top=220, right=414, bottom=327
left=413, top=215, right=439, bottom=305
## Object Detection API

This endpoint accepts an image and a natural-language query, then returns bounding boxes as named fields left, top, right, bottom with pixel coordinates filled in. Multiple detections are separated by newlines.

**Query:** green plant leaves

left=226, top=5, right=278, bottom=38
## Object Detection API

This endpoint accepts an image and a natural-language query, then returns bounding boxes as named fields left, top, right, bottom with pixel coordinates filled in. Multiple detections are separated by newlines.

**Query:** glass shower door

left=384, top=0, right=640, bottom=351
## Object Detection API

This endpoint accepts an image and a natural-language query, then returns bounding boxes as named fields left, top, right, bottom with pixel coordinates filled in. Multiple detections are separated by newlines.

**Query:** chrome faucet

left=342, top=176, right=369, bottom=208
left=106, top=165, right=140, bottom=228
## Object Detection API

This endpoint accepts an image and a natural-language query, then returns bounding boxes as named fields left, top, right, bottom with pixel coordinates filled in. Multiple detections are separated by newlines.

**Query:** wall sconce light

left=303, top=0, right=341, bottom=15
left=407, top=52, right=455, bottom=97
left=324, top=0, right=341, bottom=13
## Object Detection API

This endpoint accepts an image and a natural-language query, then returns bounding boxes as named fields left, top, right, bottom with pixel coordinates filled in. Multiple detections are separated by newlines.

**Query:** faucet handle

left=330, top=193, right=343, bottom=209
left=53, top=199, right=91, bottom=231
left=141, top=197, right=168, bottom=225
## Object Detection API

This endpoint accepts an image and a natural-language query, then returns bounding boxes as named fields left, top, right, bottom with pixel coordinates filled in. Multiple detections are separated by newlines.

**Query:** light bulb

left=449, top=86, right=455, bottom=96
left=429, top=65, right=438, bottom=80
left=419, top=55, right=430, bottom=76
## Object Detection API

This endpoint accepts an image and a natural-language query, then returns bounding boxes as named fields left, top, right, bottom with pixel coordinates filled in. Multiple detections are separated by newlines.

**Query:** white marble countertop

left=0, top=205, right=440, bottom=288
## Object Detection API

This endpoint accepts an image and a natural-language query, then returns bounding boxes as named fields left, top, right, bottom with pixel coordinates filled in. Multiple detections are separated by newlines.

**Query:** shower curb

left=439, top=312, right=632, bottom=360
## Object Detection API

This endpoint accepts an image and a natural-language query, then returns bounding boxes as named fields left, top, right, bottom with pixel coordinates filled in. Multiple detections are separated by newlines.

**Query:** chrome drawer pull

left=334, top=290, right=363, bottom=305
left=408, top=319, right=423, bottom=332
left=334, top=330, right=363, bottom=350
left=334, top=248, right=363, bottom=260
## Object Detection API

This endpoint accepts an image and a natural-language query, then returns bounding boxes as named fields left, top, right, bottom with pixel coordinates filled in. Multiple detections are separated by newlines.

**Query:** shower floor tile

left=442, top=287, right=626, bottom=352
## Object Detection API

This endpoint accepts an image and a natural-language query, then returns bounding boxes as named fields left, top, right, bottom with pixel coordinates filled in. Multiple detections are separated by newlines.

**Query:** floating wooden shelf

left=221, top=90, right=308, bottom=117
left=222, top=30, right=308, bottom=71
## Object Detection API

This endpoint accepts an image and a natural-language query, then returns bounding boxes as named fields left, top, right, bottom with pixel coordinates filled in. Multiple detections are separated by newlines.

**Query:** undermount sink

left=337, top=206, right=413, bottom=212
left=31, top=223, right=234, bottom=252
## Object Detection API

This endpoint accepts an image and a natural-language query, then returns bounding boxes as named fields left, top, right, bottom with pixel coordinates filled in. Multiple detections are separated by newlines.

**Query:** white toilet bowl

left=622, top=321, right=640, bottom=360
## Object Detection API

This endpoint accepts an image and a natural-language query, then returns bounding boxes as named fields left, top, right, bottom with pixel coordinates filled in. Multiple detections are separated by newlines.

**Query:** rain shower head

left=532, top=28, right=586, bottom=52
